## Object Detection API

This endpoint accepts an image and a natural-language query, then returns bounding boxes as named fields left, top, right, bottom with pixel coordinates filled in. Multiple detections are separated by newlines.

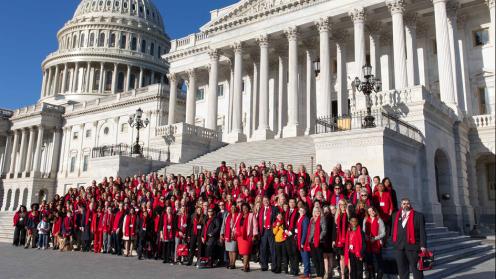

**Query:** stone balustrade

left=12, top=103, right=65, bottom=118
left=170, top=32, right=209, bottom=52
left=472, top=114, right=495, bottom=128
left=156, top=122, right=222, bottom=142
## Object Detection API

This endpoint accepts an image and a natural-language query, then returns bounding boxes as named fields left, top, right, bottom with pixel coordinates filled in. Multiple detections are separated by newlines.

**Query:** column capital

left=366, top=20, right=383, bottom=35
left=167, top=73, right=177, bottom=84
left=315, top=17, right=331, bottom=33
left=486, top=0, right=495, bottom=8
left=349, top=7, right=366, bottom=23
left=284, top=26, right=299, bottom=41
left=187, top=68, right=197, bottom=80
left=232, top=41, right=243, bottom=53
left=446, top=1, right=459, bottom=19
left=404, top=12, right=418, bottom=28
left=386, top=0, right=406, bottom=14
left=208, top=48, right=220, bottom=60
left=257, top=34, right=269, bottom=47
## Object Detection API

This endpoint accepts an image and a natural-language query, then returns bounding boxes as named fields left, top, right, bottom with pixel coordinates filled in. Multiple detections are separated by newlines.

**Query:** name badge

left=130, top=225, right=133, bottom=228
left=349, top=244, right=354, bottom=250
left=182, top=224, right=187, bottom=228
left=19, top=218, right=23, bottom=221
left=143, top=228, right=146, bottom=231
left=167, top=225, right=172, bottom=230
left=380, top=202, right=385, bottom=207
left=197, top=225, right=202, bottom=230
left=295, top=229, right=298, bottom=234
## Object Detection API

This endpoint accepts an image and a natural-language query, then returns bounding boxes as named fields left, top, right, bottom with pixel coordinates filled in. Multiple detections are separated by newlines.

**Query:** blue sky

left=0, top=0, right=238, bottom=109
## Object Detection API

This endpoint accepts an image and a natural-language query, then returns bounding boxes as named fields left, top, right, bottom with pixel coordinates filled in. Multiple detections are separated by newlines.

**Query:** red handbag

left=176, top=243, right=189, bottom=257
left=417, top=249, right=434, bottom=271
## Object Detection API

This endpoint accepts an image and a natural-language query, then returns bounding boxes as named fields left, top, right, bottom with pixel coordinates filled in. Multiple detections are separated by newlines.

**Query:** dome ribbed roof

left=74, top=0, right=165, bottom=31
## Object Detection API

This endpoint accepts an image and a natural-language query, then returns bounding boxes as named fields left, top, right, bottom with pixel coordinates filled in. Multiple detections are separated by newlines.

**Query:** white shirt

left=401, top=210, right=411, bottom=228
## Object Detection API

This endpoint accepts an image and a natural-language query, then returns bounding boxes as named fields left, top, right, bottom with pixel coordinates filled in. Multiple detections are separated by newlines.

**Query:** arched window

left=120, top=34, right=126, bottom=49
left=79, top=33, right=85, bottom=48
left=72, top=35, right=77, bottom=48
left=110, top=33, right=116, bottom=47
left=66, top=36, right=70, bottom=49
left=141, top=39, right=146, bottom=53
left=150, top=43, right=155, bottom=56
left=93, top=69, right=100, bottom=91
left=131, top=37, right=137, bottom=51
left=98, top=32, right=105, bottom=47
left=129, top=74, right=136, bottom=89
left=89, top=33, right=95, bottom=47
left=117, top=72, right=125, bottom=92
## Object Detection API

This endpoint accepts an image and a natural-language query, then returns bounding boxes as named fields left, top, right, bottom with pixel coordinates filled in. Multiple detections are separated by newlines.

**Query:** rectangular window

left=120, top=34, right=126, bottom=49
left=473, top=28, right=489, bottom=47
left=478, top=87, right=488, bottom=114
left=217, top=84, right=224, bottom=97
left=73, top=132, right=79, bottom=140
left=121, top=123, right=128, bottom=133
left=196, top=88, right=205, bottom=101
left=70, top=157, right=76, bottom=173
left=85, top=130, right=91, bottom=138
left=82, top=155, right=89, bottom=172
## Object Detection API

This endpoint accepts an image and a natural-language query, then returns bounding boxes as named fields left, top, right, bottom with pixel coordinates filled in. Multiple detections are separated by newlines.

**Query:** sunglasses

left=361, top=194, right=368, bottom=197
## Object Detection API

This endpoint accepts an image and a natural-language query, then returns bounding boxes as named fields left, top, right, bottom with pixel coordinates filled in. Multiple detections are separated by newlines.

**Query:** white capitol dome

left=40, top=0, right=170, bottom=104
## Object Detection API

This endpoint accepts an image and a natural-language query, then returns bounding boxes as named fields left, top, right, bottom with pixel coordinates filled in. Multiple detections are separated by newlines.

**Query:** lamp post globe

left=128, top=108, right=149, bottom=155
left=353, top=64, right=381, bottom=128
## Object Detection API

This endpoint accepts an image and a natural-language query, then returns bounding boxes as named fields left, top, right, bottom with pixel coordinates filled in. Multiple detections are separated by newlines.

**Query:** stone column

left=254, top=34, right=273, bottom=140
left=125, top=65, right=131, bottom=92
left=380, top=34, right=394, bottom=91
left=1, top=134, right=12, bottom=175
left=73, top=62, right=80, bottom=93
left=316, top=17, right=332, bottom=118
left=46, top=67, right=53, bottom=97
left=228, top=41, right=245, bottom=142
left=277, top=55, right=288, bottom=138
left=185, top=69, right=197, bottom=125
left=58, top=127, right=68, bottom=174
left=167, top=73, right=177, bottom=125
left=99, top=63, right=104, bottom=93
left=23, top=127, right=36, bottom=176
left=8, top=130, right=18, bottom=177
left=61, top=63, right=68, bottom=93
left=52, top=66, right=60, bottom=95
left=431, top=0, right=457, bottom=108
left=139, top=67, right=144, bottom=88
left=17, top=129, right=28, bottom=176
left=283, top=27, right=302, bottom=138
left=457, top=15, right=473, bottom=115
left=336, top=33, right=349, bottom=116
left=85, top=62, right=91, bottom=92
left=151, top=71, right=156, bottom=85
left=32, top=126, right=44, bottom=176
left=416, top=23, right=430, bottom=90
left=50, top=128, right=62, bottom=177
left=206, top=49, right=220, bottom=131
left=350, top=7, right=366, bottom=79
left=250, top=59, right=259, bottom=138
left=405, top=13, right=419, bottom=86
left=40, top=70, right=47, bottom=98
left=305, top=48, right=316, bottom=135
left=368, top=22, right=382, bottom=79
left=228, top=61, right=235, bottom=133
left=111, top=63, right=118, bottom=94
left=387, top=0, right=408, bottom=90
left=447, top=2, right=465, bottom=112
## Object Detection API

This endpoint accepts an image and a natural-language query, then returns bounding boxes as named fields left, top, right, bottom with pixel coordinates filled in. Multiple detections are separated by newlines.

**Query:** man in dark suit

left=259, top=196, right=279, bottom=272
left=391, top=198, right=427, bottom=279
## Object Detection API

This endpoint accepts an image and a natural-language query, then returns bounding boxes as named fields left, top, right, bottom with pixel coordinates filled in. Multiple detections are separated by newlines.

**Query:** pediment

left=202, top=0, right=308, bottom=33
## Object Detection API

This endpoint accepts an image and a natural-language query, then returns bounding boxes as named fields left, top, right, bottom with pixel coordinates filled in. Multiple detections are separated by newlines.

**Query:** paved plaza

left=0, top=243, right=283, bottom=279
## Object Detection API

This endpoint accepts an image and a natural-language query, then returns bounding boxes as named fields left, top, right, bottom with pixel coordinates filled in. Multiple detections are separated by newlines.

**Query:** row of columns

left=41, top=62, right=166, bottom=98
left=1, top=126, right=61, bottom=179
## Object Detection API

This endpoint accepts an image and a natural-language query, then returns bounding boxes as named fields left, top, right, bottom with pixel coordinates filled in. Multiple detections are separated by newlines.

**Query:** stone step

left=434, top=245, right=493, bottom=266
left=427, top=231, right=459, bottom=240
left=425, top=249, right=495, bottom=279
left=425, top=227, right=448, bottom=234
left=431, top=240, right=483, bottom=256
left=428, top=235, right=471, bottom=247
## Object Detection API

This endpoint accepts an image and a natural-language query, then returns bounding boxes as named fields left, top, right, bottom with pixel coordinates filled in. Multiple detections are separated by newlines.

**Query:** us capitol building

left=0, top=0, right=494, bottom=234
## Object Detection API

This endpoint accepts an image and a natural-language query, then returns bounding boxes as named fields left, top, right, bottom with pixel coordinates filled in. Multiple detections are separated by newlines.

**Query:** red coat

left=373, top=191, right=393, bottom=221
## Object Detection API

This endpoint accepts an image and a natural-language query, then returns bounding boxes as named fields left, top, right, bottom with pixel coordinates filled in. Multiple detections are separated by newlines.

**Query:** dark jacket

left=392, top=210, right=427, bottom=251
left=203, top=217, right=220, bottom=245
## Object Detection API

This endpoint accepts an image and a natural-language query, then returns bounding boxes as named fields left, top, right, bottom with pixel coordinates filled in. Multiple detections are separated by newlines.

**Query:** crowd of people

left=12, top=161, right=427, bottom=279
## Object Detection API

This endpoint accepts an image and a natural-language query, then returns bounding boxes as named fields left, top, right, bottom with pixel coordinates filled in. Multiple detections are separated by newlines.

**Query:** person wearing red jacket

left=13, top=205, right=28, bottom=246
left=161, top=206, right=175, bottom=264
left=363, top=207, right=386, bottom=279
left=344, top=217, right=366, bottom=279
left=91, top=207, right=104, bottom=253
left=373, top=183, right=393, bottom=246
left=122, top=207, right=137, bottom=257
left=111, top=203, right=125, bottom=255
left=51, top=211, right=62, bottom=250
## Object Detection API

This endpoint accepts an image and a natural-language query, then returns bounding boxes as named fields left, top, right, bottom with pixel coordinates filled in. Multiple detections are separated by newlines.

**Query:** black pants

left=111, top=232, right=122, bottom=255
left=13, top=226, right=26, bottom=246
left=310, top=244, right=325, bottom=278
left=349, top=253, right=364, bottom=279
left=285, top=238, right=299, bottom=275
left=205, top=242, right=215, bottom=259
left=259, top=229, right=276, bottom=270
left=274, top=241, right=286, bottom=273
left=162, top=241, right=174, bottom=263
left=395, top=249, right=423, bottom=279
left=137, top=233, right=149, bottom=258
left=188, top=237, right=199, bottom=265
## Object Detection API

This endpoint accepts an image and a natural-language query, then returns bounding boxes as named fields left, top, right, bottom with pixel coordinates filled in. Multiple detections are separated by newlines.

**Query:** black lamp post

left=353, top=64, right=382, bottom=128
left=313, top=57, right=321, bottom=77
left=128, top=108, right=149, bottom=155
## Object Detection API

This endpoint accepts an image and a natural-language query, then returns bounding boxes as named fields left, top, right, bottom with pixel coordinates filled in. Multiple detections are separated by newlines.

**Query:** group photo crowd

left=11, top=161, right=427, bottom=279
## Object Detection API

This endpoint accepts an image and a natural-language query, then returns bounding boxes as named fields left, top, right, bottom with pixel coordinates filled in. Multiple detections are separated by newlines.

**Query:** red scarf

left=336, top=212, right=348, bottom=247
left=285, top=208, right=297, bottom=232
left=203, top=217, right=214, bottom=240
left=193, top=217, right=202, bottom=236
left=141, top=215, right=148, bottom=229
left=365, top=217, right=381, bottom=253
left=258, top=206, right=272, bottom=231
left=236, top=214, right=249, bottom=240
left=176, top=215, right=187, bottom=238
left=393, top=209, right=416, bottom=245
left=162, top=214, right=173, bottom=240
left=345, top=226, right=364, bottom=264
left=296, top=215, right=307, bottom=251
left=304, top=216, right=321, bottom=249
left=124, top=214, right=136, bottom=237
left=224, top=213, right=237, bottom=242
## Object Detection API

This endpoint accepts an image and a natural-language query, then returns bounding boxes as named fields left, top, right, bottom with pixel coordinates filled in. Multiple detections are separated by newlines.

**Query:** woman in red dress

left=235, top=203, right=258, bottom=272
